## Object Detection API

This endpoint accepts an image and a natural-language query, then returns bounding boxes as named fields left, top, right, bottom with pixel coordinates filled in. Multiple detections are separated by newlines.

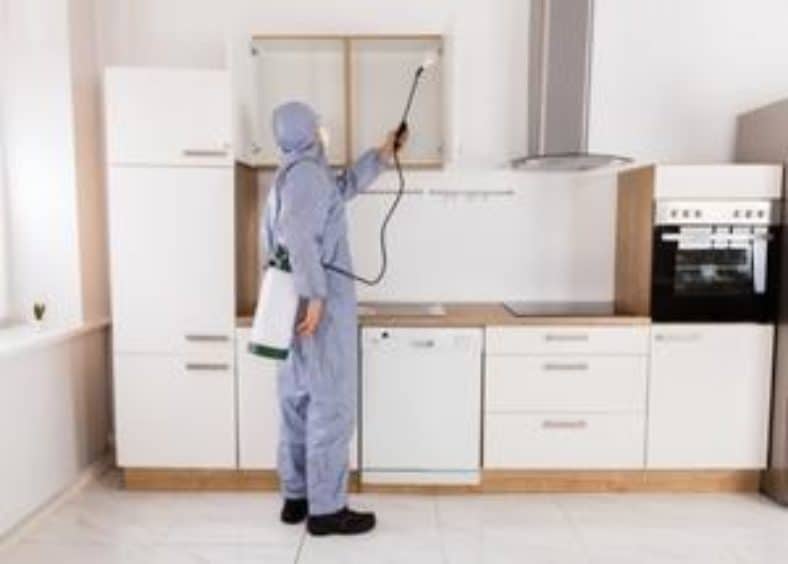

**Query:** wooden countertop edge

left=237, top=305, right=650, bottom=329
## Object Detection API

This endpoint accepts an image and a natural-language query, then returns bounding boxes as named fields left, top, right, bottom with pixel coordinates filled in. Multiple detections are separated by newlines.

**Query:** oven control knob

left=733, top=209, right=740, bottom=218
left=745, top=210, right=753, bottom=219
left=671, top=209, right=678, bottom=218
left=682, top=210, right=690, bottom=218
left=757, top=210, right=765, bottom=218
left=694, top=210, right=702, bottom=218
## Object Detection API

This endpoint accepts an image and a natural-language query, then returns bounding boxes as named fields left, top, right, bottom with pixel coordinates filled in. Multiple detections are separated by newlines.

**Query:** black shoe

left=281, top=498, right=308, bottom=524
left=307, top=507, right=376, bottom=536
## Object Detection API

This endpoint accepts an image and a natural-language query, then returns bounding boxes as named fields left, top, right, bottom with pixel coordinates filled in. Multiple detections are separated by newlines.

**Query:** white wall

left=590, top=0, right=788, bottom=163
left=2, top=0, right=109, bottom=324
left=70, top=0, right=110, bottom=322
left=0, top=327, right=110, bottom=538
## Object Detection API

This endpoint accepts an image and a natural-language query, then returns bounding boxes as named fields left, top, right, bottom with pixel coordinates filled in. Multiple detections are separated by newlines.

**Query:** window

left=0, top=1, right=9, bottom=322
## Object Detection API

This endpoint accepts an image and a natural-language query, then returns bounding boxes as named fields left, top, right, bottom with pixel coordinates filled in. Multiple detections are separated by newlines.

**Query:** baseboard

left=0, top=452, right=113, bottom=550
left=123, top=469, right=362, bottom=493
left=481, top=469, right=762, bottom=493
left=122, top=468, right=761, bottom=494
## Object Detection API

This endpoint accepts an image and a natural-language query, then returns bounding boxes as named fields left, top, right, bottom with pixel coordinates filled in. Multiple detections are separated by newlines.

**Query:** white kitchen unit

left=648, top=324, right=774, bottom=469
left=108, top=166, right=234, bottom=354
left=114, top=353, right=236, bottom=468
left=361, top=328, right=483, bottom=484
left=105, top=67, right=233, bottom=168
left=484, top=325, right=650, bottom=469
left=107, top=68, right=236, bottom=469
left=235, top=328, right=359, bottom=471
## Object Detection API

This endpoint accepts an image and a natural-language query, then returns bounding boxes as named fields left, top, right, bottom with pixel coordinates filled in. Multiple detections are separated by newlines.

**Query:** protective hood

left=272, top=101, right=320, bottom=153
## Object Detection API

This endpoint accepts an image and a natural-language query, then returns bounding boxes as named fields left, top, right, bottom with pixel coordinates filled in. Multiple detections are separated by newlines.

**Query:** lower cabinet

left=484, top=325, right=650, bottom=470
left=236, top=329, right=279, bottom=470
left=648, top=324, right=773, bottom=469
left=485, top=413, right=646, bottom=469
left=235, top=328, right=358, bottom=471
left=114, top=351, right=236, bottom=468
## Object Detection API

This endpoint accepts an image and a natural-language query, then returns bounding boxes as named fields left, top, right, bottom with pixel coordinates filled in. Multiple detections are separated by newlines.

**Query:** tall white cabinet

left=106, top=68, right=236, bottom=469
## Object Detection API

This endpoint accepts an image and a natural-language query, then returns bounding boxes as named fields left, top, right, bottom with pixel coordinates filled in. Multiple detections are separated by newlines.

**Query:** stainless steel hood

left=512, top=0, right=631, bottom=171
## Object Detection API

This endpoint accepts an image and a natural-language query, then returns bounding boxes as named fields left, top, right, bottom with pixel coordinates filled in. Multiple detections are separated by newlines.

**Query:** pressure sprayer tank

left=248, top=248, right=301, bottom=360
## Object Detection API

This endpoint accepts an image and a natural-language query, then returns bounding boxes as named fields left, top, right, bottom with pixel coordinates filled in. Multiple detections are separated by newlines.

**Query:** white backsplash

left=347, top=168, right=619, bottom=303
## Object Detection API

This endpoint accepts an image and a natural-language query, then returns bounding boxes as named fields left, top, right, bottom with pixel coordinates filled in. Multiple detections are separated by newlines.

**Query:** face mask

left=318, top=125, right=331, bottom=151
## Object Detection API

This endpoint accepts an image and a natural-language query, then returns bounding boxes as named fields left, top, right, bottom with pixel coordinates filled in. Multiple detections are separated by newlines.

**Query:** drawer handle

left=654, top=333, right=701, bottom=343
left=543, top=362, right=589, bottom=372
left=185, top=334, right=230, bottom=343
left=410, top=339, right=436, bottom=349
left=182, top=149, right=229, bottom=158
left=542, top=419, right=588, bottom=430
left=544, top=334, right=589, bottom=342
left=185, top=363, right=230, bottom=372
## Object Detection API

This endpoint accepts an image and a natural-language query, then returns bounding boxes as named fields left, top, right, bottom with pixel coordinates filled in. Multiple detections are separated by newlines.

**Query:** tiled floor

left=1, top=471, right=788, bottom=563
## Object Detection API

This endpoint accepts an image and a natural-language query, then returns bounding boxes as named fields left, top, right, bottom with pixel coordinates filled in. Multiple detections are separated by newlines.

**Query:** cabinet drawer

left=484, top=413, right=646, bottom=469
left=485, top=326, right=649, bottom=356
left=114, top=353, right=236, bottom=468
left=485, top=356, right=647, bottom=413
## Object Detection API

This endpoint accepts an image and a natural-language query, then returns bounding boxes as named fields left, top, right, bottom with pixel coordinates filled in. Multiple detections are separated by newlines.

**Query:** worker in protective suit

left=263, top=101, right=403, bottom=536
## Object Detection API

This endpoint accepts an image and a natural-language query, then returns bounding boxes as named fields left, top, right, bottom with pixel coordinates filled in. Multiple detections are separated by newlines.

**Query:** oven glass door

left=651, top=225, right=779, bottom=322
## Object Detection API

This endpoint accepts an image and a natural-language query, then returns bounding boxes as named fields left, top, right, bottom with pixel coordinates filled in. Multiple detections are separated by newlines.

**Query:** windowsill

left=0, top=318, right=111, bottom=359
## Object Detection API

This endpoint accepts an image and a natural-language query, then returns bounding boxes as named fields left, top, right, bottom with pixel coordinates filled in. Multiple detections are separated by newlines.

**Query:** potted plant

left=33, top=302, right=46, bottom=330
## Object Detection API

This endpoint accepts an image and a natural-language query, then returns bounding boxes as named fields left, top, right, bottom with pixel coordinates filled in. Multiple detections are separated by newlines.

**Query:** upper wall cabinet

left=351, top=38, right=444, bottom=166
left=105, top=68, right=232, bottom=167
left=250, top=38, right=347, bottom=166
left=240, top=35, right=444, bottom=168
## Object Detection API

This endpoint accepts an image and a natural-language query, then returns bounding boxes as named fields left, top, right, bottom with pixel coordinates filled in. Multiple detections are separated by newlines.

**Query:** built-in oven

left=651, top=200, right=781, bottom=322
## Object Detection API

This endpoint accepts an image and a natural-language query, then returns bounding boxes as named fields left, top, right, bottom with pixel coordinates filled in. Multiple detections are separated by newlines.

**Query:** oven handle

left=660, top=232, right=772, bottom=244
left=753, top=229, right=768, bottom=295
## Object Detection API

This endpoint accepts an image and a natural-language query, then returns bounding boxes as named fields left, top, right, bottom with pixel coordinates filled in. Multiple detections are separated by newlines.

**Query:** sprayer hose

left=322, top=149, right=405, bottom=286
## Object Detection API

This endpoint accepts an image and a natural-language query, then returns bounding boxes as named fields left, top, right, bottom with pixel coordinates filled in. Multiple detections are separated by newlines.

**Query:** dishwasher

left=360, top=327, right=483, bottom=485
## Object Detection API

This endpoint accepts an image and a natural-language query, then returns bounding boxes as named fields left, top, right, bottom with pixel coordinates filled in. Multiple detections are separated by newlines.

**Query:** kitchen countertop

left=358, top=302, right=649, bottom=327
left=237, top=303, right=650, bottom=329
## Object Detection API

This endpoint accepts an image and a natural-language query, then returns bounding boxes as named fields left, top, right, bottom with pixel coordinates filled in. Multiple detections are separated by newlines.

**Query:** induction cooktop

left=503, top=301, right=616, bottom=317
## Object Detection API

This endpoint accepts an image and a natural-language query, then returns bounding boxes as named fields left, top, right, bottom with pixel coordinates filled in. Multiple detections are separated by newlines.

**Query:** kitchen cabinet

left=105, top=68, right=232, bottom=167
left=361, top=328, right=483, bottom=484
left=648, top=324, right=773, bottom=469
left=485, top=413, right=646, bottom=469
left=106, top=68, right=237, bottom=470
left=235, top=328, right=359, bottom=470
left=240, top=35, right=444, bottom=168
left=108, top=166, right=235, bottom=354
left=484, top=325, right=649, bottom=469
left=247, top=38, right=346, bottom=166
left=114, top=352, right=236, bottom=468
left=351, top=38, right=444, bottom=165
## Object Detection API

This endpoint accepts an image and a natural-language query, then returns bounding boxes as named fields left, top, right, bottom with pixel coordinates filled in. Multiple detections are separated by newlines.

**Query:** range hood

left=512, top=0, right=632, bottom=171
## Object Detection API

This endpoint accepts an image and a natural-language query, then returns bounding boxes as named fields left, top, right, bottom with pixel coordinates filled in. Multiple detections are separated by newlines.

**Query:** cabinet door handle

left=543, top=362, right=589, bottom=372
left=185, top=363, right=230, bottom=372
left=654, top=333, right=701, bottom=343
left=544, top=334, right=589, bottom=342
left=185, top=334, right=230, bottom=343
left=182, top=149, right=229, bottom=158
left=542, top=419, right=588, bottom=430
